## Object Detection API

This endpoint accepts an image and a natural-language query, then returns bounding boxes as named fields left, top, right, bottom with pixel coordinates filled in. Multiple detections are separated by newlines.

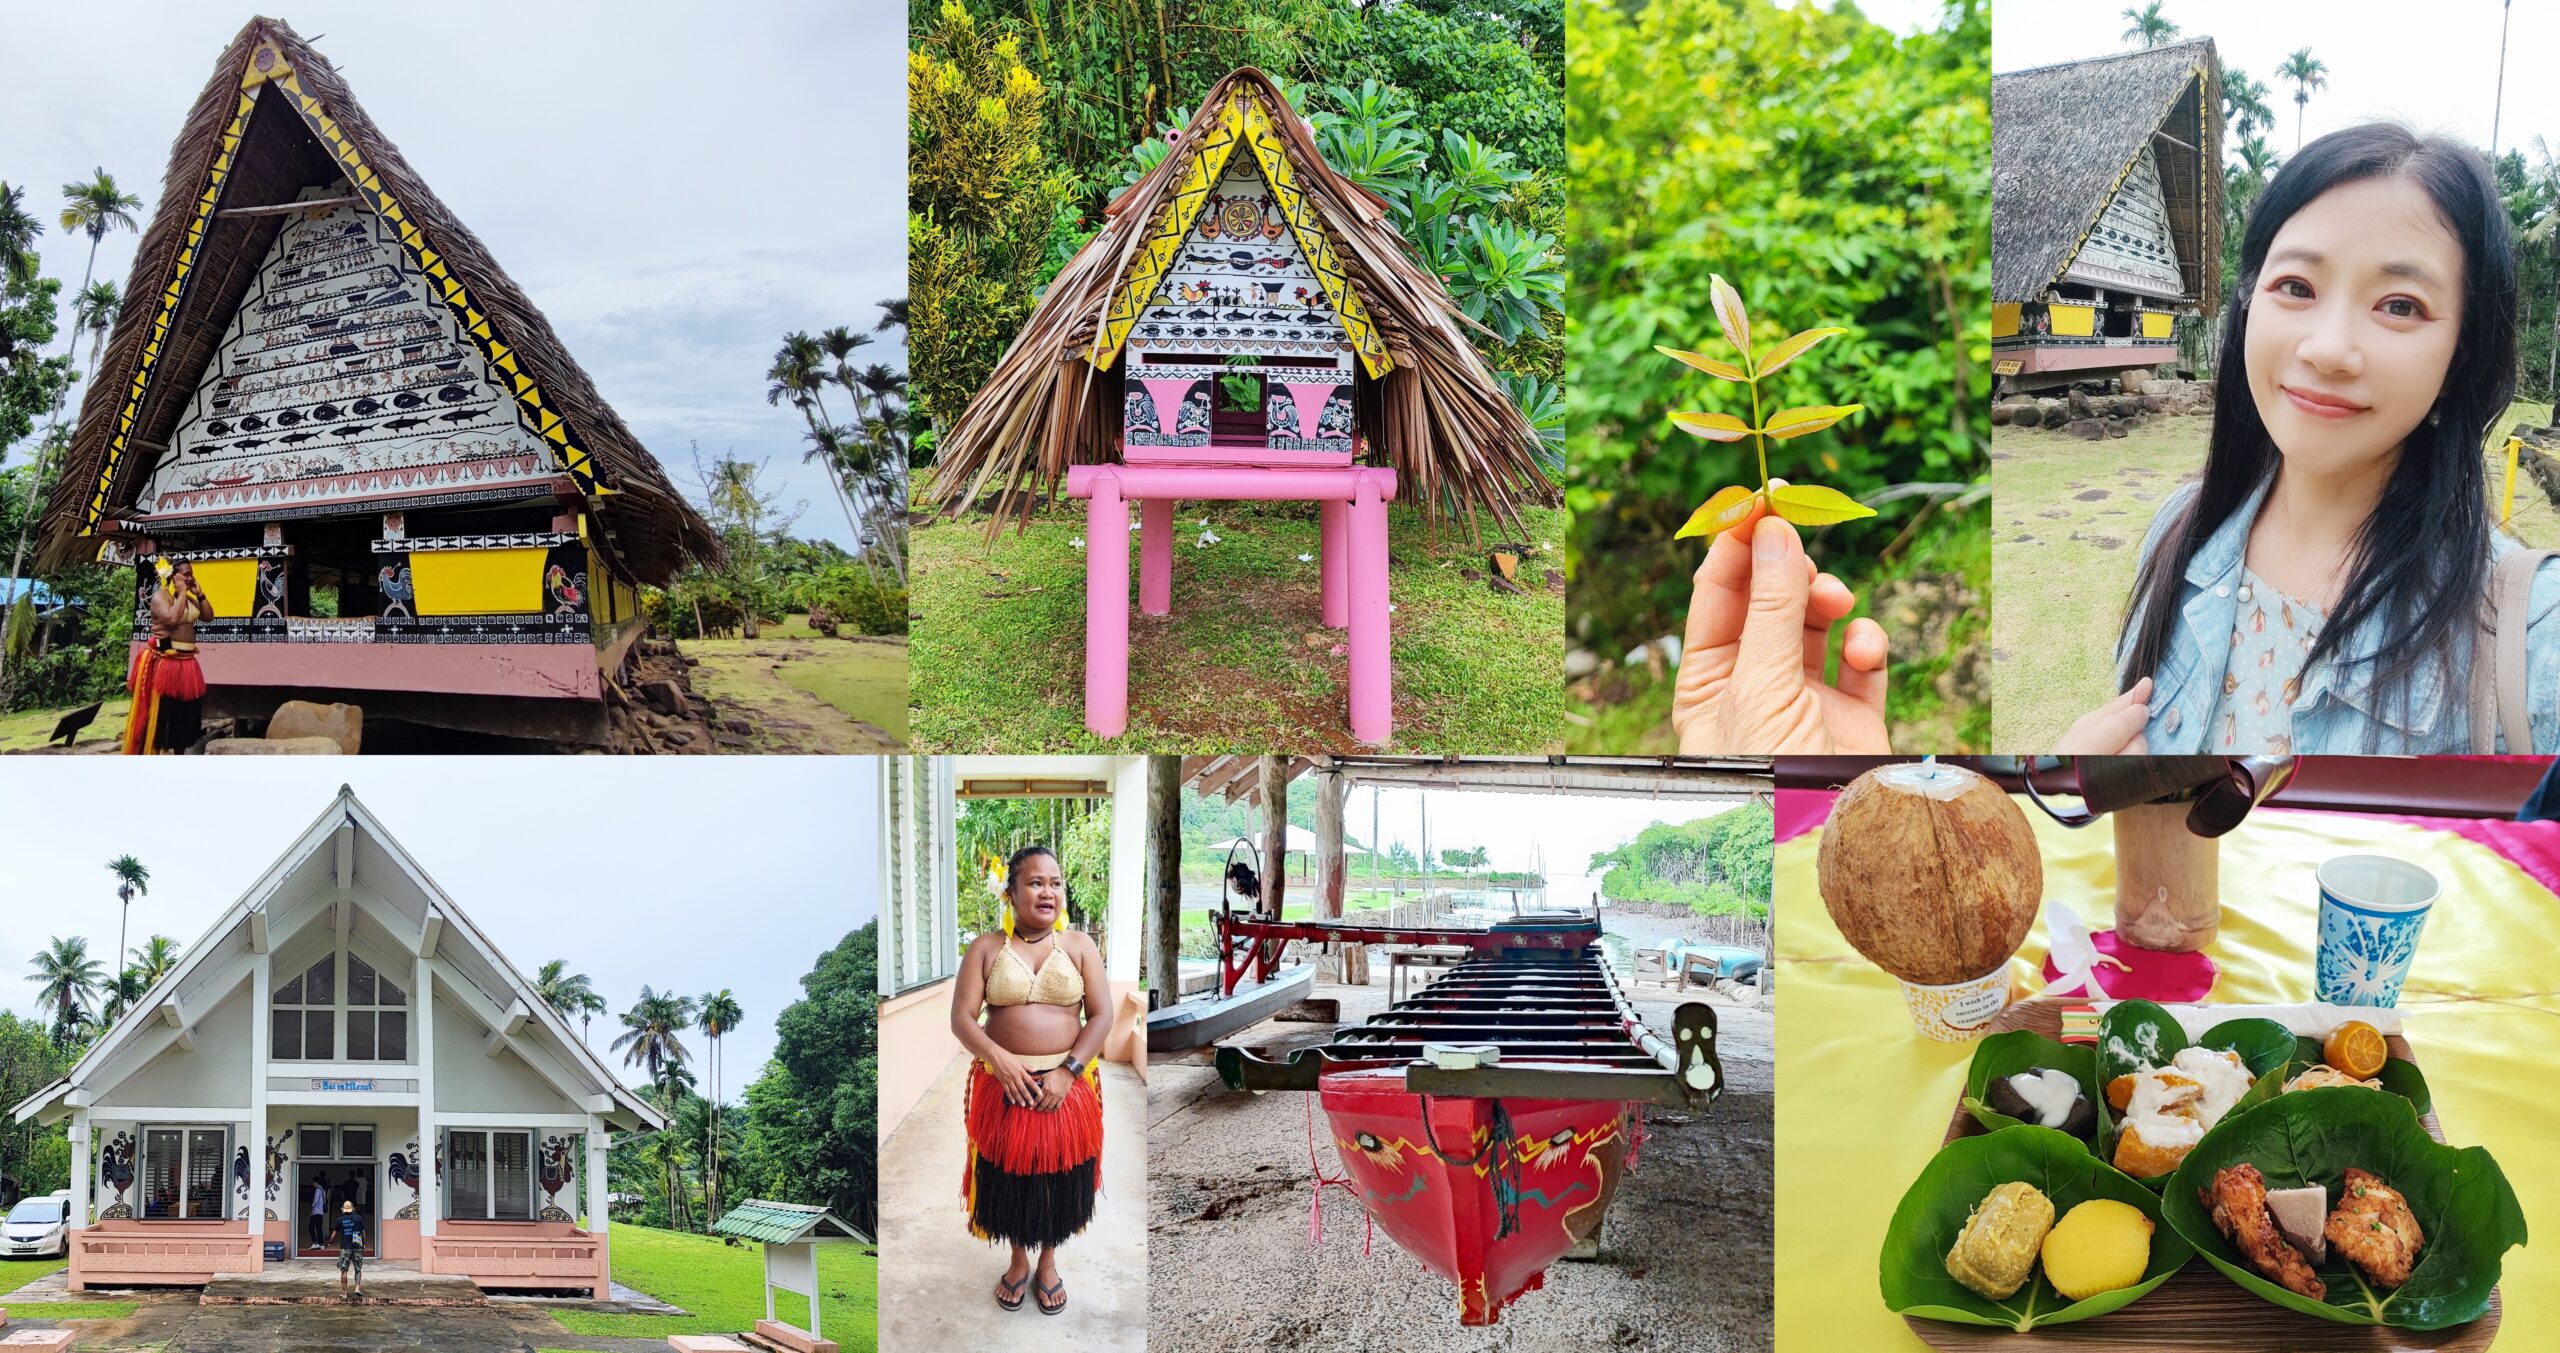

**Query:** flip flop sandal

left=994, top=1271, right=1030, bottom=1311
left=1036, top=1277, right=1068, bottom=1316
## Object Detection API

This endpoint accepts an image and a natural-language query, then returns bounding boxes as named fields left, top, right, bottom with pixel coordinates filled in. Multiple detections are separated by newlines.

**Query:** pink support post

left=1319, top=499, right=1348, bottom=629
left=1346, top=473, right=1392, bottom=743
left=1140, top=499, right=1175, bottom=617
left=1087, top=476, right=1131, bottom=738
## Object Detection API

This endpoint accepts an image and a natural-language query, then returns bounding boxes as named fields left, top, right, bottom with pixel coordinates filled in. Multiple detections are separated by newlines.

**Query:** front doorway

left=292, top=1161, right=378, bottom=1257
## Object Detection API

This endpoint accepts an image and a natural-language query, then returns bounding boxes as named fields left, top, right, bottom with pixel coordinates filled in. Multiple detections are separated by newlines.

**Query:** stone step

left=745, top=1320, right=838, bottom=1353
left=201, top=1271, right=487, bottom=1306
left=0, top=1330, right=76, bottom=1350
left=667, top=1337, right=753, bottom=1353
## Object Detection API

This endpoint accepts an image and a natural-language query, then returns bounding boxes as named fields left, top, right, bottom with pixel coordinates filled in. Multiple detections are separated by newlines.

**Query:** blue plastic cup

left=2314, top=854, right=2439, bottom=1007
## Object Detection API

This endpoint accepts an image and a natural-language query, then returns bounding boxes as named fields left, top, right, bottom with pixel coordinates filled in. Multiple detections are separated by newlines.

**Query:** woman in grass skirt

left=950, top=844, right=1114, bottom=1316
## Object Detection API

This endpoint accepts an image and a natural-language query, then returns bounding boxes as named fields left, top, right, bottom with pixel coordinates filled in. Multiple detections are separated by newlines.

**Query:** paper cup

left=2315, top=854, right=2439, bottom=1008
left=1897, top=967, right=2010, bottom=1042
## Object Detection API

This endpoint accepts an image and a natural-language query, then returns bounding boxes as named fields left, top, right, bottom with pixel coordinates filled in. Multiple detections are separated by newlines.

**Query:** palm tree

left=0, top=183, right=41, bottom=289
left=696, top=990, right=743, bottom=1223
left=533, top=960, right=596, bottom=1017
left=100, top=967, right=146, bottom=1026
left=2520, top=136, right=2560, bottom=402
left=2277, top=48, right=2329, bottom=152
left=105, top=856, right=148, bottom=998
left=768, top=332, right=867, bottom=551
left=47, top=171, right=143, bottom=425
left=2491, top=0, right=2513, bottom=156
left=28, top=936, right=104, bottom=1045
left=2120, top=2, right=2178, bottom=49
left=2221, top=70, right=2276, bottom=143
left=131, top=935, right=181, bottom=989
left=74, top=281, right=118, bottom=382
left=610, top=986, right=696, bottom=1228
left=873, top=296, right=908, bottom=334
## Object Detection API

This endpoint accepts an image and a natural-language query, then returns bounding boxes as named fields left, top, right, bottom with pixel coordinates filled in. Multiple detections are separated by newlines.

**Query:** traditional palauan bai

left=925, top=68, right=1556, bottom=743
left=34, top=18, right=716, bottom=744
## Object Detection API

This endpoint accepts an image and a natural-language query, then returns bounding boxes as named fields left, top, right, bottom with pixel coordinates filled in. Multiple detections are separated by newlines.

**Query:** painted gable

left=1132, top=152, right=1352, bottom=362
left=2063, top=143, right=2185, bottom=296
left=132, top=189, right=559, bottom=525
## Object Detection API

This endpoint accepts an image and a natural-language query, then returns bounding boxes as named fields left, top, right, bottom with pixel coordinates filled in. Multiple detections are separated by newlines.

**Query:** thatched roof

left=37, top=17, right=716, bottom=581
left=925, top=68, right=1557, bottom=533
left=1993, top=39, right=2223, bottom=310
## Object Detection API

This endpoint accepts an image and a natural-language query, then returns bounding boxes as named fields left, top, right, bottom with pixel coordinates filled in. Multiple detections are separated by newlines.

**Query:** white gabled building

left=10, top=786, right=661, bottom=1295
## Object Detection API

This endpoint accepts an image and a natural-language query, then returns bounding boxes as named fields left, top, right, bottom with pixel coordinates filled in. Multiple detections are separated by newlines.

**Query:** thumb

left=1730, top=516, right=1810, bottom=709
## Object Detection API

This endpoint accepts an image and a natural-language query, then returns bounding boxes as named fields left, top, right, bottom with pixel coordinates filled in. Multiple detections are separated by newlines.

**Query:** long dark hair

left=2121, top=123, right=2517, bottom=728
left=1004, top=844, right=1059, bottom=895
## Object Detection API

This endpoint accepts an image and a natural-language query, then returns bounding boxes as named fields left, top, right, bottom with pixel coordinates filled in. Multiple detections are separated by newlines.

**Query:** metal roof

left=711, top=1199, right=871, bottom=1246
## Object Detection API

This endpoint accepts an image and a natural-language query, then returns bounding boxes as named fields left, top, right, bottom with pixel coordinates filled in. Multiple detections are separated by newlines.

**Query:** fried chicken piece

left=2325, top=1167, right=2424, bottom=1288
left=2202, top=1163, right=2326, bottom=1300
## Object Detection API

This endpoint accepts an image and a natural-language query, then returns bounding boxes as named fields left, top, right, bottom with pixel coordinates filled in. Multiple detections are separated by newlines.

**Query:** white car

left=2, top=1192, right=70, bottom=1259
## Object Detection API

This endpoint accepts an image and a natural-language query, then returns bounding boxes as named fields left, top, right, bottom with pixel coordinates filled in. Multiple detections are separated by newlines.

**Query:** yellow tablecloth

left=1775, top=798, right=2559, bottom=1351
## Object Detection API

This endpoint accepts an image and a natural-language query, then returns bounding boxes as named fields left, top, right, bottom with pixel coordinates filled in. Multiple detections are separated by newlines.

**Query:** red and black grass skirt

left=963, top=1059, right=1102, bottom=1249
left=123, top=644, right=208, bottom=755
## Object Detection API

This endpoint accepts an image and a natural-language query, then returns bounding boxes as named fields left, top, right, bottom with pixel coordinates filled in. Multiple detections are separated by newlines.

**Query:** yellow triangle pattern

left=82, top=88, right=256, bottom=535
left=1239, top=95, right=1393, bottom=379
left=1088, top=93, right=1247, bottom=368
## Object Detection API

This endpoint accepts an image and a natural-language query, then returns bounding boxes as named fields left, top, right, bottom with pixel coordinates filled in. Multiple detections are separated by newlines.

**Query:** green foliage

left=546, top=1223, right=876, bottom=1341
left=908, top=3, right=1077, bottom=428
left=0, top=1012, right=74, bottom=1200
left=1586, top=802, right=1774, bottom=919
left=1566, top=0, right=1989, bottom=744
left=796, top=564, right=909, bottom=637
left=739, top=924, right=878, bottom=1237
left=0, top=273, right=71, bottom=451
left=954, top=797, right=1110, bottom=934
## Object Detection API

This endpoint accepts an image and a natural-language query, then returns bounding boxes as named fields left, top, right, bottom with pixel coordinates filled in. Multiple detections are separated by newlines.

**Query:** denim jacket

left=2120, top=478, right=2560, bottom=754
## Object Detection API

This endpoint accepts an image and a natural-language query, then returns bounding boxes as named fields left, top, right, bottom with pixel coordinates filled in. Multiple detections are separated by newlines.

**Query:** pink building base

left=69, top=1217, right=608, bottom=1299
left=1067, top=462, right=1398, bottom=743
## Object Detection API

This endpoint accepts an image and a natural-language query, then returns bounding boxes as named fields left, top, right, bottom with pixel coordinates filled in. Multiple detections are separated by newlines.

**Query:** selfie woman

left=2062, top=123, right=2559, bottom=755
left=948, top=845, right=1113, bottom=1316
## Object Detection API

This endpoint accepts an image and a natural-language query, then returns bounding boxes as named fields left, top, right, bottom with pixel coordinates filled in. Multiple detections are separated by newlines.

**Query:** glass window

left=272, top=1008, right=303, bottom=1060
left=271, top=949, right=408, bottom=1062
left=140, top=1125, right=228, bottom=1220
left=446, top=1131, right=489, bottom=1220
left=377, top=1010, right=408, bottom=1061
left=299, top=1124, right=334, bottom=1160
left=443, top=1129, right=534, bottom=1222
left=338, top=1127, right=375, bottom=1160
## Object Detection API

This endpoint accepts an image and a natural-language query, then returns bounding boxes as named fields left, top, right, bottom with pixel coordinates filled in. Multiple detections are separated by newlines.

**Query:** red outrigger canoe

left=1213, top=913, right=1722, bottom=1325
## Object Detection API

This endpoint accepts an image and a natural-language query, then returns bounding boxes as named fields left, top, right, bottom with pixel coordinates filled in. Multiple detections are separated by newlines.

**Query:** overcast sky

left=1333, top=785, right=1750, bottom=895
left=0, top=758, right=877, bottom=1096
left=0, top=0, right=903, bottom=550
left=1994, top=0, right=2556, bottom=157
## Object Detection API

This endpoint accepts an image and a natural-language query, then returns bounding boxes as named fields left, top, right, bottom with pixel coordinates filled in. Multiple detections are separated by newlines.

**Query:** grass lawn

left=910, top=501, right=1568, bottom=752
left=548, top=1224, right=875, bottom=1342
left=681, top=623, right=908, bottom=750
left=1988, top=398, right=2554, bottom=748
left=0, top=1255, right=68, bottom=1295
left=0, top=695, right=127, bottom=752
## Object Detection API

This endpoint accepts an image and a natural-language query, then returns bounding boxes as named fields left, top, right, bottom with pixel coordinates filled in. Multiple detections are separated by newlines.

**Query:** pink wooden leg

left=1346, top=475, right=1391, bottom=743
left=1319, top=499, right=1347, bottom=628
left=1087, top=479, right=1131, bottom=738
left=1140, top=499, right=1174, bottom=617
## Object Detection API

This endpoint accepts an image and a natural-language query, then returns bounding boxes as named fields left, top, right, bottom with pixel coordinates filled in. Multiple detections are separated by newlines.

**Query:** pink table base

left=1065, top=461, right=1400, bottom=743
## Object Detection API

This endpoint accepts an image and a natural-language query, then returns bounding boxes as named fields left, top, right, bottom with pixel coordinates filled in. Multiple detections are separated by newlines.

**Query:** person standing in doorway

left=308, top=1175, right=329, bottom=1249
left=335, top=1200, right=366, bottom=1301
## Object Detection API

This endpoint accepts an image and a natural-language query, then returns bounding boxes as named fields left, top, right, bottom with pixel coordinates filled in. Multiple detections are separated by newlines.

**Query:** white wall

left=430, top=992, right=577, bottom=1115
left=96, top=987, right=252, bottom=1110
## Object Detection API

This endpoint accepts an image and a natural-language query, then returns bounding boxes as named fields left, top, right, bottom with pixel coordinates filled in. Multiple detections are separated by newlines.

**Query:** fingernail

left=1752, top=519, right=1784, bottom=567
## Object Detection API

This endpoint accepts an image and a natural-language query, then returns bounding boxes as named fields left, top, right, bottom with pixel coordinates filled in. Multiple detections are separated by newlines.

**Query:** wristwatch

left=1060, top=1055, right=1087, bottom=1080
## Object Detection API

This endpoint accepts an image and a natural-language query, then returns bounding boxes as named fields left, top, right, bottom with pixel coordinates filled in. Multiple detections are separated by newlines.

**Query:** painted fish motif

left=313, top=402, right=341, bottom=421
left=439, top=410, right=480, bottom=424
left=206, top=420, right=232, bottom=436
left=239, top=415, right=267, bottom=431
left=352, top=398, right=383, bottom=415
left=393, top=391, right=427, bottom=409
left=280, top=431, right=319, bottom=444
left=436, top=384, right=470, bottom=402
left=274, top=409, right=302, bottom=426
left=383, top=416, right=427, bottom=431
left=331, top=424, right=371, bottom=438
left=232, top=437, right=269, bottom=450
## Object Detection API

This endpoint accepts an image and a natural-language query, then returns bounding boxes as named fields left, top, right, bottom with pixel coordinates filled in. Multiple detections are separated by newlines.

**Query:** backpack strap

left=2473, top=549, right=2557, bottom=752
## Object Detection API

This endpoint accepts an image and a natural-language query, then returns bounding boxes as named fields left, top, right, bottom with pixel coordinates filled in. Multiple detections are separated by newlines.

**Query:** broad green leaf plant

left=1659, top=275, right=1877, bottom=539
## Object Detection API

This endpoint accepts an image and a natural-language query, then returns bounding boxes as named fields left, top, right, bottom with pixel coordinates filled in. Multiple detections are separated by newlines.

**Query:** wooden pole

left=1259, top=756, right=1288, bottom=917
left=1314, top=764, right=1364, bottom=984
left=1146, top=754, right=1183, bottom=1009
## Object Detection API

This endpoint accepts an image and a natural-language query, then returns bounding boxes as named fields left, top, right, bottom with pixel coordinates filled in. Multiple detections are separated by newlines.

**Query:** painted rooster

left=99, top=1132, right=136, bottom=1211
left=540, top=1136, right=575, bottom=1199
left=264, top=1129, right=293, bottom=1203
left=377, top=563, right=414, bottom=619
left=546, top=564, right=584, bottom=617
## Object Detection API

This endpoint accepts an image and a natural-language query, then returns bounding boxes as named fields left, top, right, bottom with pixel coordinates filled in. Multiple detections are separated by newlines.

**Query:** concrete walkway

left=880, top=1053, right=1147, bottom=1353
left=0, top=1300, right=673, bottom=1352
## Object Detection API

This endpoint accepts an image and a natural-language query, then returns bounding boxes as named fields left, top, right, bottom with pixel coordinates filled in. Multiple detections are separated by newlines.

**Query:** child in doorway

left=335, top=1200, right=367, bottom=1301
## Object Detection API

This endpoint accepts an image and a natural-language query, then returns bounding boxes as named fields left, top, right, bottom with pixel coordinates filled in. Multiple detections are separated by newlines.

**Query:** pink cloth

left=2040, top=930, right=2218, bottom=1003
left=2338, top=811, right=2560, bottom=899
left=1774, top=788, right=1837, bottom=845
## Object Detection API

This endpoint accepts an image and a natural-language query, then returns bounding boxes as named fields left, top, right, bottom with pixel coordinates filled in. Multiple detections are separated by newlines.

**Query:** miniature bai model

left=34, top=18, right=716, bottom=744
left=10, top=787, right=661, bottom=1297
left=710, top=1199, right=871, bottom=1353
left=927, top=69, right=1557, bottom=744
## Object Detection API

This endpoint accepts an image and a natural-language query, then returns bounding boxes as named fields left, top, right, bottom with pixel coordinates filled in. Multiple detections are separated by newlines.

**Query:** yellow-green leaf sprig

left=1658, top=274, right=1876, bottom=540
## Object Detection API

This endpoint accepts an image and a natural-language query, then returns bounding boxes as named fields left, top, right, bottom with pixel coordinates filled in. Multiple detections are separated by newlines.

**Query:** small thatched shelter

left=924, top=68, right=1556, bottom=534
left=1993, top=39, right=2223, bottom=390
left=36, top=17, right=716, bottom=739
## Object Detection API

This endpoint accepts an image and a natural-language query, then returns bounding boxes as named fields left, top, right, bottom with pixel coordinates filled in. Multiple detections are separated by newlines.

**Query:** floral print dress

left=2210, top=563, right=2324, bottom=754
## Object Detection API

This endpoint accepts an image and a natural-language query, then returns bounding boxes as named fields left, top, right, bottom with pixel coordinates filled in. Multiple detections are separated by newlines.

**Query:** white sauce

left=2123, top=1046, right=2253, bottom=1147
left=2004, top=1068, right=2083, bottom=1127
